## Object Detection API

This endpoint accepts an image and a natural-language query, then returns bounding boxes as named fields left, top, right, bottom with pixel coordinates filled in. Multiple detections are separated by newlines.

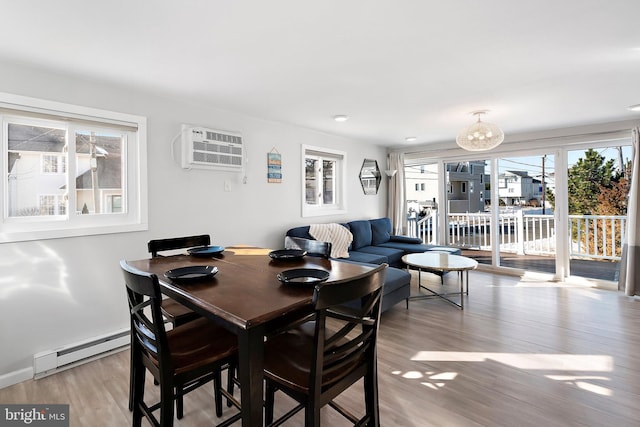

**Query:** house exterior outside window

left=0, top=93, right=147, bottom=242
left=302, top=145, right=346, bottom=217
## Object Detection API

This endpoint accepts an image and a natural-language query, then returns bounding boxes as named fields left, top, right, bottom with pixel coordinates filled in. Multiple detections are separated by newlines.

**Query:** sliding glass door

left=565, top=145, right=631, bottom=281
left=403, top=132, right=632, bottom=283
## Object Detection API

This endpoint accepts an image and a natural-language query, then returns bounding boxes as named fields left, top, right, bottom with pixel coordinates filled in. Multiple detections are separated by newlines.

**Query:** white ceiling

left=2, top=1, right=640, bottom=148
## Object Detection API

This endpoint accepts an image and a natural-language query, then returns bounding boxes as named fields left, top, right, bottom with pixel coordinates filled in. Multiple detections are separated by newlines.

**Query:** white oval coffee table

left=402, top=252, right=478, bottom=309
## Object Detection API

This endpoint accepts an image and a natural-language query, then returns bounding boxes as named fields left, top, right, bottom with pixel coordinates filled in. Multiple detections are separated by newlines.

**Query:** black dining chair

left=121, top=260, right=241, bottom=427
left=261, top=236, right=334, bottom=339
left=148, top=234, right=211, bottom=326
left=263, top=263, right=387, bottom=427
left=284, top=236, right=332, bottom=258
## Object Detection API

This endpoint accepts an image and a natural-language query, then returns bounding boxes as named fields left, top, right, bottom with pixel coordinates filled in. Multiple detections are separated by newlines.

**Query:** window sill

left=0, top=222, right=148, bottom=243
left=302, top=206, right=347, bottom=218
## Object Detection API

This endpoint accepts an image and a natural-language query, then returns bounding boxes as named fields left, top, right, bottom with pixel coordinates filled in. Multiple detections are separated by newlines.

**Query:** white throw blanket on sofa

left=309, top=223, right=353, bottom=258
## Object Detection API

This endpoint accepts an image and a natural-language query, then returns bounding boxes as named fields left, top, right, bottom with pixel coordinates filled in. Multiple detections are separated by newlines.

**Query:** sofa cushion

left=334, top=260, right=411, bottom=312
left=356, top=246, right=404, bottom=266
left=381, top=266, right=411, bottom=293
left=378, top=241, right=441, bottom=254
left=379, top=268, right=411, bottom=312
left=370, top=217, right=392, bottom=245
left=348, top=220, right=372, bottom=250
left=390, top=235, right=423, bottom=244
left=344, top=251, right=388, bottom=265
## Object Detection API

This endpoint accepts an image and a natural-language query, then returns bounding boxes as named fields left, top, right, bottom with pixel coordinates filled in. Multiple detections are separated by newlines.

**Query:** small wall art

left=267, top=148, right=282, bottom=183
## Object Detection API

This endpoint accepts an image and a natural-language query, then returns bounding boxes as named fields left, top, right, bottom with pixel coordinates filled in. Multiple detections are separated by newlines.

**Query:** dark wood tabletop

left=125, top=246, right=376, bottom=426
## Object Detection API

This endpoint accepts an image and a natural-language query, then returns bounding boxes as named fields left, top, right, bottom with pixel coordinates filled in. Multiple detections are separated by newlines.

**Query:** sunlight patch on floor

left=411, top=351, right=613, bottom=371
left=546, top=375, right=612, bottom=396
left=392, top=352, right=614, bottom=395
left=391, top=370, right=458, bottom=390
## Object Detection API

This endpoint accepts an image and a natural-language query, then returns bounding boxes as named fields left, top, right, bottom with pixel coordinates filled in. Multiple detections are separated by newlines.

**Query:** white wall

left=0, top=61, right=388, bottom=385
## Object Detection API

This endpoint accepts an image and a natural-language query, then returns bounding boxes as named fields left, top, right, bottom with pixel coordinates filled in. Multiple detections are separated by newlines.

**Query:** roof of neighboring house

left=8, top=124, right=65, bottom=152
left=8, top=124, right=121, bottom=154
left=501, top=170, right=531, bottom=178
left=9, top=125, right=123, bottom=189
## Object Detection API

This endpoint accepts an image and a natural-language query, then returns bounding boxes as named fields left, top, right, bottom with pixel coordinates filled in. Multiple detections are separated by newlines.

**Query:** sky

left=498, top=145, right=632, bottom=179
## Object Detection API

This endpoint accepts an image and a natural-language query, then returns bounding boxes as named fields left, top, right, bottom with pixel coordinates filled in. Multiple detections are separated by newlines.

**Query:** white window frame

left=0, top=92, right=147, bottom=242
left=302, top=145, right=346, bottom=217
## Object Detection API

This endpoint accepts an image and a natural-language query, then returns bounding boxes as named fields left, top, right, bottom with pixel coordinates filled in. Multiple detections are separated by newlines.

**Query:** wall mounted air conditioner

left=181, top=125, right=244, bottom=171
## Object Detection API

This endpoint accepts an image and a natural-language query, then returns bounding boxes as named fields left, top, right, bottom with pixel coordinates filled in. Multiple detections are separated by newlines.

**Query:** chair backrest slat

left=148, top=235, right=211, bottom=257
left=284, top=236, right=332, bottom=258
left=309, top=263, right=387, bottom=393
left=121, top=260, right=172, bottom=370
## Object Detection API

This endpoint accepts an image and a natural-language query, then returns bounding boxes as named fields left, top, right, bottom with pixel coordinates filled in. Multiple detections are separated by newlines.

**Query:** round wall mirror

left=359, top=159, right=382, bottom=195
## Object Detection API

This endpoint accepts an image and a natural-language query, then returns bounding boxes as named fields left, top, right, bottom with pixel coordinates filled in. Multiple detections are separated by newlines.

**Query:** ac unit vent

left=182, top=126, right=244, bottom=171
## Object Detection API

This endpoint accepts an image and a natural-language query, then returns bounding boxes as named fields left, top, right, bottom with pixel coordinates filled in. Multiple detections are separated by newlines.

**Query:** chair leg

left=161, top=381, right=175, bottom=427
left=132, top=406, right=143, bottom=427
left=305, top=400, right=321, bottom=427
left=265, top=380, right=276, bottom=424
left=131, top=360, right=146, bottom=427
left=213, top=370, right=223, bottom=417
left=364, top=369, right=380, bottom=427
left=226, top=362, right=236, bottom=407
left=128, top=349, right=135, bottom=411
left=132, top=359, right=146, bottom=408
left=176, top=386, right=184, bottom=419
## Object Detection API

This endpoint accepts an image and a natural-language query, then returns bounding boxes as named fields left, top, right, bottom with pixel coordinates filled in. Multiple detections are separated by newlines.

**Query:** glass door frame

left=420, top=133, right=631, bottom=282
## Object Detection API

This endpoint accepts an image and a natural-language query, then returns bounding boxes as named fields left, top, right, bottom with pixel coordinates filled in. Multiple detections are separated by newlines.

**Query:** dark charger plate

left=269, top=249, right=307, bottom=261
left=188, top=245, right=225, bottom=257
left=165, top=265, right=218, bottom=283
left=277, top=268, right=329, bottom=287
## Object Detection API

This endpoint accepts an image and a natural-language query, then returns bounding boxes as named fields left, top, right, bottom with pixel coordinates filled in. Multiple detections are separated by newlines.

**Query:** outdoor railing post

left=517, top=209, right=525, bottom=255
left=433, top=211, right=439, bottom=245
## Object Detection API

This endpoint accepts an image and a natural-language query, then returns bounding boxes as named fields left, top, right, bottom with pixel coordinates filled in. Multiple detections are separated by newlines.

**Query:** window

left=0, top=93, right=147, bottom=242
left=461, top=182, right=467, bottom=193
left=42, top=154, right=66, bottom=174
left=106, top=195, right=123, bottom=213
left=38, top=195, right=66, bottom=216
left=415, top=183, right=420, bottom=191
left=302, top=145, right=346, bottom=217
left=420, top=183, right=425, bottom=191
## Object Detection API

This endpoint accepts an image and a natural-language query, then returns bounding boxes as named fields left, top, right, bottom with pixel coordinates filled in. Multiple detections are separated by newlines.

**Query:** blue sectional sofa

left=286, top=217, right=446, bottom=268
left=285, top=217, right=459, bottom=312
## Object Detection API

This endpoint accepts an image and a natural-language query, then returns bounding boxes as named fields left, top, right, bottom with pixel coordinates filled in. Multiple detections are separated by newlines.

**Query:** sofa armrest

left=389, top=235, right=423, bottom=244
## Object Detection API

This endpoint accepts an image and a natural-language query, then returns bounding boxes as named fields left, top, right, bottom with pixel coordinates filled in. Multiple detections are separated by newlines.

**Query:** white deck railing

left=569, top=215, right=626, bottom=260
left=408, top=211, right=626, bottom=261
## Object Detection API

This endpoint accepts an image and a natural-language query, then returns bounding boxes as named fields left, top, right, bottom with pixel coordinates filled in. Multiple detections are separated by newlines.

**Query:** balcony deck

left=460, top=249, right=620, bottom=282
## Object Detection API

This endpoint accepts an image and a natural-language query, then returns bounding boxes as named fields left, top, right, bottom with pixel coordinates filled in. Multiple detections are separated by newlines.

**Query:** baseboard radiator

left=33, top=328, right=130, bottom=378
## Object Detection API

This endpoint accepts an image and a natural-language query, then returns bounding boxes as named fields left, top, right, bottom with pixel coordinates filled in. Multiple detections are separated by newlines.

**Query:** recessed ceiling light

left=405, top=136, right=417, bottom=142
left=333, top=115, right=349, bottom=122
left=628, top=104, right=640, bottom=112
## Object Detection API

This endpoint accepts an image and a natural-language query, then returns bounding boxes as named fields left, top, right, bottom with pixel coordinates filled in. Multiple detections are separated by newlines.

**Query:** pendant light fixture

left=456, top=110, right=504, bottom=151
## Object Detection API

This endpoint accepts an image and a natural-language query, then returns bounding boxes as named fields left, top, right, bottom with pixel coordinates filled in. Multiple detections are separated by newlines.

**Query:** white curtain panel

left=619, top=127, right=640, bottom=296
left=387, top=152, right=407, bottom=235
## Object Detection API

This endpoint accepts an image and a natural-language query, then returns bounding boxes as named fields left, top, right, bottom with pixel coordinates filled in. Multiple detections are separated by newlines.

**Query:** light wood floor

left=2, top=270, right=640, bottom=426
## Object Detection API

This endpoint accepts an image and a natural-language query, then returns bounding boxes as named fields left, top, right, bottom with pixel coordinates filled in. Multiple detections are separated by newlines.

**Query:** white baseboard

left=0, top=367, right=33, bottom=390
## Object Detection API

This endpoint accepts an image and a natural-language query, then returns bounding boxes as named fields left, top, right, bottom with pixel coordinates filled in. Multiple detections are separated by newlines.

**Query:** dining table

left=124, top=246, right=377, bottom=426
